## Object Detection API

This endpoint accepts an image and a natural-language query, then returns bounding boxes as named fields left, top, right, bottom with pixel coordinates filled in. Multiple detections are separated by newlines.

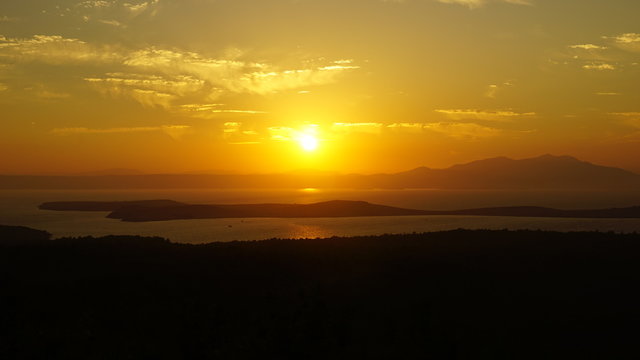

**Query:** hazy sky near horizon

left=1, top=0, right=639, bottom=174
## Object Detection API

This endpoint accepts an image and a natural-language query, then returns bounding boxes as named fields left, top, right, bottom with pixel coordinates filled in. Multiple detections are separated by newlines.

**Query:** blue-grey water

left=1, top=189, right=640, bottom=243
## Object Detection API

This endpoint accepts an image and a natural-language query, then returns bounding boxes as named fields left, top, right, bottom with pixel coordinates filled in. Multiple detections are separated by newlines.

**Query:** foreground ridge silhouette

left=1, top=225, right=639, bottom=359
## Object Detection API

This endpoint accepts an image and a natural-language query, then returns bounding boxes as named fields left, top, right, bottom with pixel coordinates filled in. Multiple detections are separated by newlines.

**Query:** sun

left=298, top=134, right=318, bottom=152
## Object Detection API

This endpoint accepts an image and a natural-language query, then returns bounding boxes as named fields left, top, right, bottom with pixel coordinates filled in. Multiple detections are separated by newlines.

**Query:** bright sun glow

left=299, top=134, right=319, bottom=151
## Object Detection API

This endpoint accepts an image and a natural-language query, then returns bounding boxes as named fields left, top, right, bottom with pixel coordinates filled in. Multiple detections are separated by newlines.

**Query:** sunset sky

left=1, top=0, right=639, bottom=174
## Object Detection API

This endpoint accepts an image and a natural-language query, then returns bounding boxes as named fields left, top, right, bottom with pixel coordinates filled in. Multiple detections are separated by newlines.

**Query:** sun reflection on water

left=287, top=224, right=331, bottom=239
left=300, top=188, right=319, bottom=193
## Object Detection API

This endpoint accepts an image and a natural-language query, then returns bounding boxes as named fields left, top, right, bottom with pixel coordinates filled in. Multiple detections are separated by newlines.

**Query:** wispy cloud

left=35, top=89, right=71, bottom=100
left=84, top=73, right=205, bottom=108
left=387, top=123, right=425, bottom=133
left=569, top=44, right=607, bottom=51
left=331, top=122, right=384, bottom=135
left=610, top=33, right=640, bottom=44
left=485, top=80, right=514, bottom=99
left=435, top=109, right=535, bottom=121
left=98, top=19, right=126, bottom=28
left=611, top=112, right=640, bottom=118
left=383, top=0, right=533, bottom=7
left=0, top=35, right=123, bottom=65
left=610, top=113, right=640, bottom=142
left=0, top=15, right=19, bottom=22
left=124, top=48, right=359, bottom=95
left=268, top=126, right=297, bottom=141
left=435, top=0, right=533, bottom=9
left=77, top=1, right=114, bottom=9
left=266, top=125, right=320, bottom=143
left=52, top=125, right=191, bottom=140
left=177, top=104, right=267, bottom=119
left=604, top=33, right=640, bottom=53
left=0, top=34, right=358, bottom=108
left=423, top=122, right=503, bottom=139
left=123, top=0, right=161, bottom=16
left=583, top=63, right=615, bottom=71
left=223, top=122, right=242, bottom=136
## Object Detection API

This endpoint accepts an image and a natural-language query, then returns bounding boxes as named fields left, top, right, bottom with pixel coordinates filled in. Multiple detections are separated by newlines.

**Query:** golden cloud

left=583, top=63, right=615, bottom=71
left=331, top=122, right=383, bottom=134
left=423, top=122, right=503, bottom=139
left=52, top=124, right=191, bottom=140
left=435, top=109, right=535, bottom=121
left=435, top=0, right=532, bottom=9
left=0, top=35, right=123, bottom=64
left=0, top=34, right=359, bottom=107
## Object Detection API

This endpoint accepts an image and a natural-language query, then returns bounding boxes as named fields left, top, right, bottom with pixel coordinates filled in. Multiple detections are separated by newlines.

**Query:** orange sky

left=1, top=0, right=640, bottom=174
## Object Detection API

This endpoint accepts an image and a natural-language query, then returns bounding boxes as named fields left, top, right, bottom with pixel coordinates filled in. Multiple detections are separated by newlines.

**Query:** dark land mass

left=39, top=199, right=184, bottom=212
left=5, top=154, right=640, bottom=190
left=40, top=199, right=640, bottom=222
left=41, top=200, right=429, bottom=222
left=1, top=225, right=639, bottom=359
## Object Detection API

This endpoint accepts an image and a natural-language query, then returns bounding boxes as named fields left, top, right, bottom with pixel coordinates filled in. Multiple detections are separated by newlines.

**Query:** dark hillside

left=1, top=227, right=639, bottom=359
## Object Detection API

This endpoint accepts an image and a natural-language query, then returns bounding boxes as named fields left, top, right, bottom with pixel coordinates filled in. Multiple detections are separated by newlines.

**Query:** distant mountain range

left=40, top=199, right=640, bottom=222
left=3, top=155, right=640, bottom=190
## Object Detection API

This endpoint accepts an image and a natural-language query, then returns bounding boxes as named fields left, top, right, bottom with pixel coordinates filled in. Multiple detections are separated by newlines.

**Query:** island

left=39, top=200, right=640, bottom=222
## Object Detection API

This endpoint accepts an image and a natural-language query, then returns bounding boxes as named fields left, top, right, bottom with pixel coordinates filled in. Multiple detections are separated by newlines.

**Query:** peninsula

left=39, top=200, right=640, bottom=222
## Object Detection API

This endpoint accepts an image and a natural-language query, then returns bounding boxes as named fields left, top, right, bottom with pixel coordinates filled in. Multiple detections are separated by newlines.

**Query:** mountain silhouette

left=389, top=154, right=639, bottom=189
left=3, top=155, right=639, bottom=190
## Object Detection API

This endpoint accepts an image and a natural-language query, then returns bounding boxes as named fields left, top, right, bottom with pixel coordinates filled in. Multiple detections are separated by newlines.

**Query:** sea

left=1, top=189, right=640, bottom=244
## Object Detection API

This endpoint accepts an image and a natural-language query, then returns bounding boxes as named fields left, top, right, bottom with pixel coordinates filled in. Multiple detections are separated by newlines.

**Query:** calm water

left=1, top=189, right=640, bottom=243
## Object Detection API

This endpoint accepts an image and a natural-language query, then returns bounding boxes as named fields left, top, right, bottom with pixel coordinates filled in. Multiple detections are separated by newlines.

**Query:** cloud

left=235, top=65, right=358, bottom=94
left=612, top=112, right=640, bottom=118
left=435, top=0, right=532, bottom=9
left=485, top=80, right=514, bottom=99
left=0, top=34, right=359, bottom=110
left=611, top=33, right=640, bottom=44
left=77, top=1, right=115, bottom=9
left=604, top=33, right=640, bottom=53
left=98, top=19, right=126, bottom=27
left=52, top=125, right=191, bottom=140
left=569, top=44, right=607, bottom=51
left=583, top=63, right=615, bottom=71
left=223, top=122, right=242, bottom=137
left=610, top=112, right=640, bottom=133
left=423, top=122, right=503, bottom=139
left=0, top=35, right=123, bottom=65
left=554, top=34, right=639, bottom=71
left=385, top=0, right=533, bottom=7
left=0, top=15, right=19, bottom=22
left=124, top=48, right=359, bottom=95
left=35, top=89, right=71, bottom=100
left=84, top=73, right=205, bottom=108
left=331, top=122, right=383, bottom=135
left=209, top=109, right=267, bottom=114
left=123, top=0, right=161, bottom=16
left=387, top=123, right=425, bottom=133
left=222, top=122, right=264, bottom=143
left=76, top=0, right=160, bottom=15
left=611, top=112, right=640, bottom=126
left=268, top=126, right=297, bottom=141
left=609, top=113, right=640, bottom=142
left=267, top=125, right=319, bottom=142
left=178, top=104, right=267, bottom=118
left=435, top=109, right=535, bottom=121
